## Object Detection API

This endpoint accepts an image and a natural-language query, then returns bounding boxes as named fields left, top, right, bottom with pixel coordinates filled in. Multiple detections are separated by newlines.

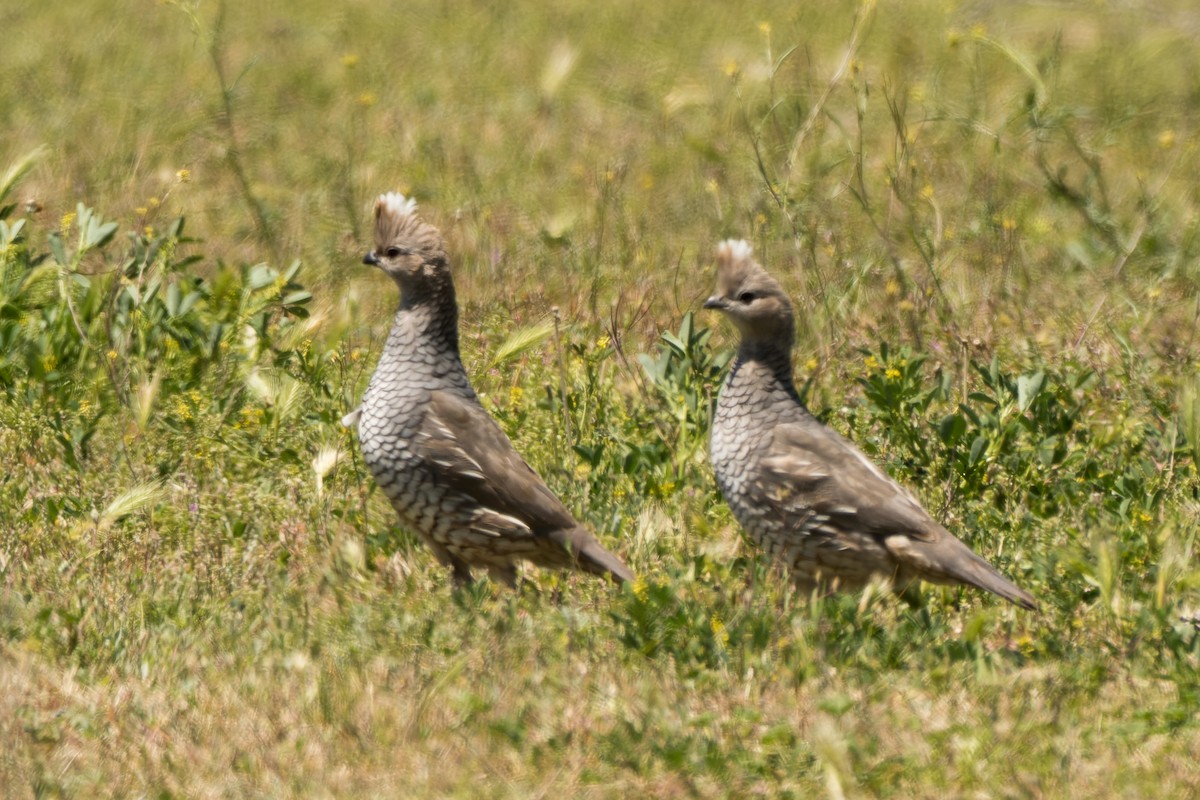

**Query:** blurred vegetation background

left=2, top=0, right=1199, bottom=797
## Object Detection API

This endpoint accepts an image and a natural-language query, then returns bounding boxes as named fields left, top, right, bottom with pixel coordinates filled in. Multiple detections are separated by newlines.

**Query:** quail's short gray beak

left=363, top=251, right=379, bottom=266
left=703, top=296, right=727, bottom=310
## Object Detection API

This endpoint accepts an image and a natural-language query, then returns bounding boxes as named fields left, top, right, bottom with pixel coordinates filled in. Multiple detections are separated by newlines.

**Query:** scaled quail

left=351, top=192, right=634, bottom=586
left=704, top=240, right=1037, bottom=609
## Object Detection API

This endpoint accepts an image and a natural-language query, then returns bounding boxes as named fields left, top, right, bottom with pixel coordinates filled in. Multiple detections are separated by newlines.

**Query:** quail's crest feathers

left=713, top=239, right=785, bottom=301
left=372, top=191, right=445, bottom=258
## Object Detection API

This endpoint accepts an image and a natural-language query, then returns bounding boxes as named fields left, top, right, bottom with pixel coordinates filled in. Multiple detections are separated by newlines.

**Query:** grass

left=2, top=0, right=1200, bottom=796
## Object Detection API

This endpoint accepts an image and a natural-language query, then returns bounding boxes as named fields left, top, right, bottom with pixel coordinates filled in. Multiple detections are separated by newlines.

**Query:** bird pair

left=350, top=192, right=1036, bottom=610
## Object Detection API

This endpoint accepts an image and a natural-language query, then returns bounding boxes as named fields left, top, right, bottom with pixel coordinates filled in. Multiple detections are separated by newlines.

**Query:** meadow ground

left=2, top=0, right=1199, bottom=796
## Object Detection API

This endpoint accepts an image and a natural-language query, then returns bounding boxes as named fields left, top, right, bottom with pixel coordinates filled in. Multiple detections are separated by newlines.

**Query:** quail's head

left=363, top=192, right=449, bottom=288
left=703, top=239, right=794, bottom=344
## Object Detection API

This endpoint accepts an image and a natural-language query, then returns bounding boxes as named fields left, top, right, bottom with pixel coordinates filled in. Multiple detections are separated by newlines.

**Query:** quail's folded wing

left=760, top=419, right=939, bottom=543
left=416, top=389, right=580, bottom=536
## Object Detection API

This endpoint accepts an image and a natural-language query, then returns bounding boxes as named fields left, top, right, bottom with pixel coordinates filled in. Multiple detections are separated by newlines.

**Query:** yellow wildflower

left=710, top=615, right=729, bottom=647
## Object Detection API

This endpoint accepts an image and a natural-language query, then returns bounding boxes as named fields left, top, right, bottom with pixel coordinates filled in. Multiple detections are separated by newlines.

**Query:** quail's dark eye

left=737, top=291, right=757, bottom=303
left=385, top=246, right=406, bottom=258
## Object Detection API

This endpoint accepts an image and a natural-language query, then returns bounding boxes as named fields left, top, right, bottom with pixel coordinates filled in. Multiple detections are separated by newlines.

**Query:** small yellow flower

left=705, top=179, right=718, bottom=194
left=341, top=53, right=359, bottom=68
left=357, top=92, right=377, bottom=107
left=135, top=206, right=148, bottom=217
left=919, top=184, right=935, bottom=200
left=758, top=21, right=771, bottom=35
left=804, top=358, right=818, bottom=372
left=885, top=278, right=900, bottom=297
left=143, top=225, right=155, bottom=238
left=595, top=335, right=610, bottom=349
left=722, top=59, right=739, bottom=77
left=508, top=386, right=525, bottom=406
left=59, top=211, right=76, bottom=234
left=863, top=355, right=880, bottom=372
left=106, top=349, right=118, bottom=362
left=710, top=615, right=729, bottom=647
left=1158, top=129, right=1176, bottom=149
left=148, top=196, right=160, bottom=208
left=885, top=367, right=901, bottom=380
left=176, top=168, right=191, bottom=183
left=640, top=174, right=654, bottom=190
left=632, top=577, right=649, bottom=602
left=1002, top=217, right=1017, bottom=232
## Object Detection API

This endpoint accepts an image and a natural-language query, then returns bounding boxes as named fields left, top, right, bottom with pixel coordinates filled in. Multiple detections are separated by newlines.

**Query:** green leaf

left=968, top=434, right=988, bottom=467
left=166, top=281, right=182, bottom=316
left=48, top=232, right=68, bottom=266
left=281, top=290, right=312, bottom=306
left=247, top=263, right=277, bottom=289
left=1017, top=371, right=1044, bottom=413
left=938, top=413, right=966, bottom=445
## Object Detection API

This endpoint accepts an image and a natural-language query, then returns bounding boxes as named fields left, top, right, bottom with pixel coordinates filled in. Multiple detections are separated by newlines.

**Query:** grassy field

left=3, top=0, right=1200, bottom=796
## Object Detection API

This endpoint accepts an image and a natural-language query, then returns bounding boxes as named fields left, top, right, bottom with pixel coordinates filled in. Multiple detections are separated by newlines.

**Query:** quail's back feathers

left=705, top=240, right=1036, bottom=609
left=353, top=192, right=632, bottom=586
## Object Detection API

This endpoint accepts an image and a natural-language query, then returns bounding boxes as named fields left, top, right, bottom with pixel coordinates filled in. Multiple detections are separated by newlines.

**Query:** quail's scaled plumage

left=352, top=192, right=633, bottom=586
left=704, top=240, right=1037, bottom=609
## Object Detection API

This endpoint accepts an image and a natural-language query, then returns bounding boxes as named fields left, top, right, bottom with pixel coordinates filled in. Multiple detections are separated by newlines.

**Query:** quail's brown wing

left=415, top=389, right=580, bottom=535
left=761, top=418, right=1038, bottom=609
left=757, top=417, right=939, bottom=543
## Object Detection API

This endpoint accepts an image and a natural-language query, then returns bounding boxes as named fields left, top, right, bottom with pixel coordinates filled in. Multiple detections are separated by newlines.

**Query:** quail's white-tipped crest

left=716, top=238, right=754, bottom=266
left=372, top=190, right=445, bottom=261
left=377, top=191, right=418, bottom=220
left=710, top=237, right=788, bottom=316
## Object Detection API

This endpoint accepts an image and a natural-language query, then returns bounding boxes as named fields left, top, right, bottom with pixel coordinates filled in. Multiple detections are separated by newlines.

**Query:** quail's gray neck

left=730, top=338, right=800, bottom=403
left=391, top=275, right=461, bottom=357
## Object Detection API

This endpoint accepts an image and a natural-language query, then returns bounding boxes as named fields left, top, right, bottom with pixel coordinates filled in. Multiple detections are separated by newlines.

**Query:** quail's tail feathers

left=926, top=537, right=1038, bottom=610
left=558, top=526, right=634, bottom=584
